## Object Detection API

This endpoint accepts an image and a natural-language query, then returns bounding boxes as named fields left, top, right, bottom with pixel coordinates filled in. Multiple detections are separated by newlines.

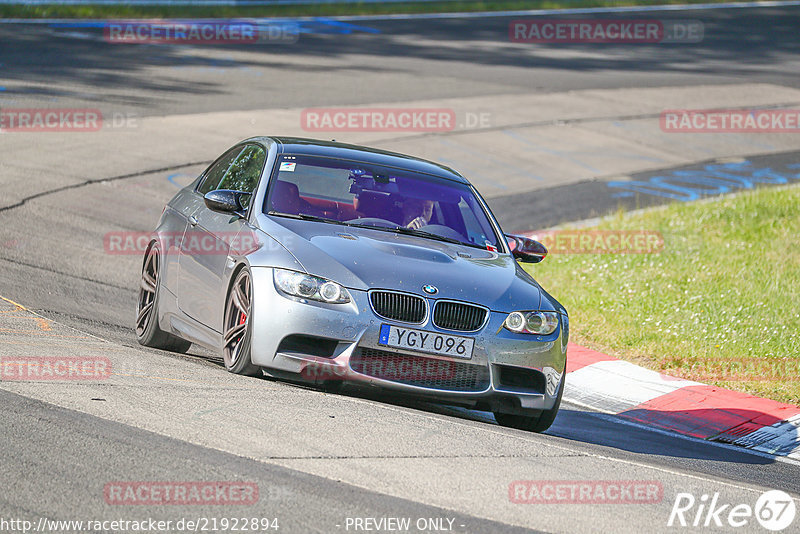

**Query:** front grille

left=370, top=291, right=426, bottom=323
left=433, top=301, right=488, bottom=331
left=350, top=348, right=489, bottom=392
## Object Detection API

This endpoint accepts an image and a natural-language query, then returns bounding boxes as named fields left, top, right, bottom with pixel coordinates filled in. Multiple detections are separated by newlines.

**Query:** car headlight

left=273, top=269, right=351, bottom=304
left=504, top=311, right=559, bottom=335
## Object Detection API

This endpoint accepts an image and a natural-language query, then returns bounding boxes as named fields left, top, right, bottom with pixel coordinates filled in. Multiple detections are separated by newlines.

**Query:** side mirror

left=204, top=190, right=249, bottom=218
left=506, top=234, right=547, bottom=263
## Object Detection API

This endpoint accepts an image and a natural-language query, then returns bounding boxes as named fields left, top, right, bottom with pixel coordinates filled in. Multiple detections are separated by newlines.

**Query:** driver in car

left=401, top=198, right=435, bottom=229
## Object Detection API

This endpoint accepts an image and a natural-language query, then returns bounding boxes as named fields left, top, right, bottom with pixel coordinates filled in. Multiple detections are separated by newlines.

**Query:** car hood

left=256, top=217, right=544, bottom=312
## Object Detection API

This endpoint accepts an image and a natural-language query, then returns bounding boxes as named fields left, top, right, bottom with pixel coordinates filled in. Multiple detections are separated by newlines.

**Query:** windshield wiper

left=270, top=212, right=484, bottom=249
left=268, top=211, right=349, bottom=226
left=348, top=221, right=480, bottom=248
left=389, top=226, right=470, bottom=247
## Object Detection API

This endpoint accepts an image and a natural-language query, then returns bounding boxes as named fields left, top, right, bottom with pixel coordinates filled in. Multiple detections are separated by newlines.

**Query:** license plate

left=378, top=324, right=474, bottom=359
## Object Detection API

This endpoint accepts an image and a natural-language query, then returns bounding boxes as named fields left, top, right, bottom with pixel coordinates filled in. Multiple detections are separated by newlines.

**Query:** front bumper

left=250, top=267, right=567, bottom=413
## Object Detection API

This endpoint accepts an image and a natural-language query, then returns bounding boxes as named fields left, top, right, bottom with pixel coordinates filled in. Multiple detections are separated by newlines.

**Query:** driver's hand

left=407, top=217, right=426, bottom=230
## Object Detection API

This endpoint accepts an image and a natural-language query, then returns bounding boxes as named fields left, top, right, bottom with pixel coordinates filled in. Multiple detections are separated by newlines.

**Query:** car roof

left=244, top=136, right=469, bottom=184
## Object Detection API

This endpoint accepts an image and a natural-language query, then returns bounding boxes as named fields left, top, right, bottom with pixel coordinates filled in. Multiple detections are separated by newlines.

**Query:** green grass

left=526, top=184, right=800, bottom=405
left=0, top=0, right=764, bottom=20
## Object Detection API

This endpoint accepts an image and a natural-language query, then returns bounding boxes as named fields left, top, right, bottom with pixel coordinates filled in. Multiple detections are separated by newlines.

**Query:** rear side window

left=217, top=144, right=267, bottom=194
left=197, top=146, right=243, bottom=196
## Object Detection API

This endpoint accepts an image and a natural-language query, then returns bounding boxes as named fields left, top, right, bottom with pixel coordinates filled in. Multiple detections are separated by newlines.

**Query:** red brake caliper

left=239, top=311, right=247, bottom=325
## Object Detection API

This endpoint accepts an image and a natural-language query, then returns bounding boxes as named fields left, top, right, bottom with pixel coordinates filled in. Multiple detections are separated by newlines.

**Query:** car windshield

left=264, top=154, right=501, bottom=250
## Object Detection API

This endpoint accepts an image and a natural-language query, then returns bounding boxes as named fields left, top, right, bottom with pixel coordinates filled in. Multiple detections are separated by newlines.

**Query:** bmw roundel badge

left=423, top=285, right=438, bottom=295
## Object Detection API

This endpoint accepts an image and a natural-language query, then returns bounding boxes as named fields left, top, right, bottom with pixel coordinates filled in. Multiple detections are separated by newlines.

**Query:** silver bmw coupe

left=136, top=137, right=568, bottom=432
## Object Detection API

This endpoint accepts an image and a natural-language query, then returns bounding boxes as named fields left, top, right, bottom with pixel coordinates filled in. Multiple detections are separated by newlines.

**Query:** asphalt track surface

left=1, top=5, right=799, bottom=116
left=1, top=5, right=800, bottom=533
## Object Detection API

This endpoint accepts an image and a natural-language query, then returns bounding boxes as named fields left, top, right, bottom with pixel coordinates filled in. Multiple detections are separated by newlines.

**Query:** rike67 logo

left=668, top=490, right=796, bottom=531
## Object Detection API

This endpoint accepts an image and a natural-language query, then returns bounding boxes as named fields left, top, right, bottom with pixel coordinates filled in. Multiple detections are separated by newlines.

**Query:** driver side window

left=217, top=144, right=266, bottom=196
left=197, top=146, right=244, bottom=196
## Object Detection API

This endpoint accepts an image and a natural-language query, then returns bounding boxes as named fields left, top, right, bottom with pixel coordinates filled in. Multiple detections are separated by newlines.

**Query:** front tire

left=136, top=243, right=192, bottom=353
left=222, top=267, right=261, bottom=376
left=494, top=370, right=565, bottom=433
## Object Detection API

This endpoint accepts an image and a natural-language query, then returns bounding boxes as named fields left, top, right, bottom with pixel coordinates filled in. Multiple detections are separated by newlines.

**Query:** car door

left=177, top=144, right=266, bottom=330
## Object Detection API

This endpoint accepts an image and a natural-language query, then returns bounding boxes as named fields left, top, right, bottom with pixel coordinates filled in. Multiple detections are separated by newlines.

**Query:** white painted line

left=440, top=408, right=800, bottom=496
left=564, top=395, right=800, bottom=465
left=587, top=410, right=800, bottom=468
